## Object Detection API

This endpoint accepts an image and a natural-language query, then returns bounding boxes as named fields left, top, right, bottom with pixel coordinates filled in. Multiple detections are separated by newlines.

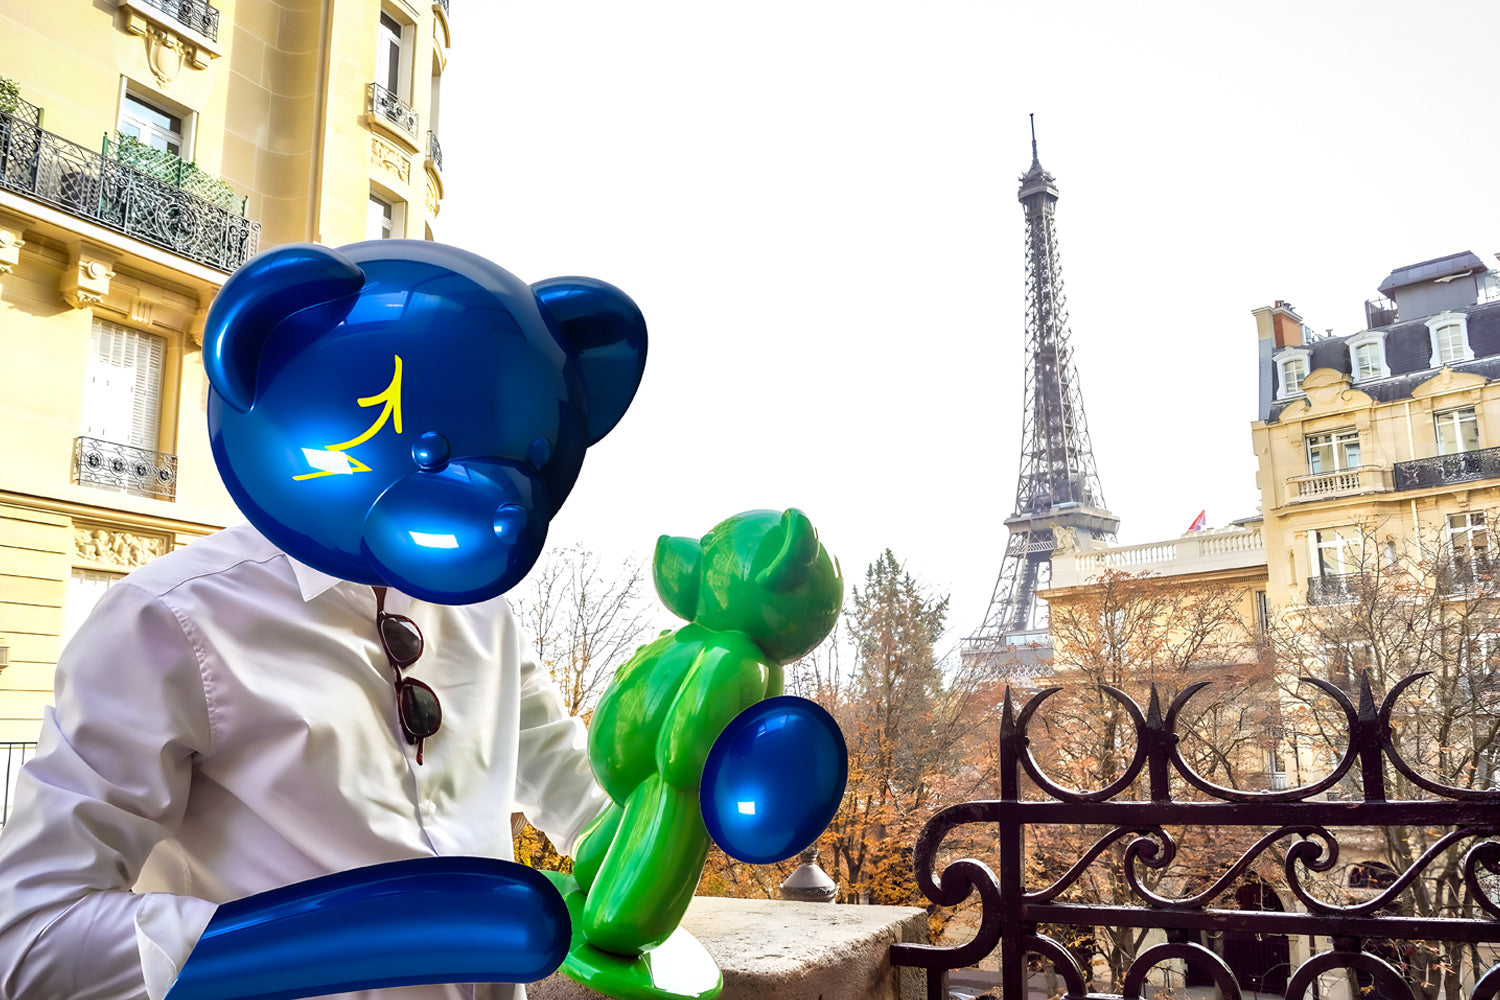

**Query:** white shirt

left=0, top=523, right=607, bottom=1000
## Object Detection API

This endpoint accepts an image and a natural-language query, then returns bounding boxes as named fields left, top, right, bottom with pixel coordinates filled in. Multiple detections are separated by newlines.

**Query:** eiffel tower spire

left=962, top=119, right=1119, bottom=676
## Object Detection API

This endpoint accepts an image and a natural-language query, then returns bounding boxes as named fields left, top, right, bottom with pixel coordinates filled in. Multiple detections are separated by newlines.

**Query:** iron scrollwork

left=891, top=677, right=1500, bottom=1000
left=0, top=109, right=259, bottom=273
left=74, top=437, right=178, bottom=500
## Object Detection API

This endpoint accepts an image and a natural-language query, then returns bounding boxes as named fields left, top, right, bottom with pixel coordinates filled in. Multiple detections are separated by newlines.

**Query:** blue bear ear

left=204, top=244, right=366, bottom=412
left=531, top=277, right=648, bottom=444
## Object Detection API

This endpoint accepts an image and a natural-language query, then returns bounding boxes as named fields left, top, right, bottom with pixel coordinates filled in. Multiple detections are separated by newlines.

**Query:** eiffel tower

left=962, top=119, right=1119, bottom=678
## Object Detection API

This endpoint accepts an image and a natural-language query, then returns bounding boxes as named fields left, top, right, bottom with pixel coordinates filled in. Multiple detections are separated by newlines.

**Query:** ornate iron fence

left=368, top=82, right=419, bottom=141
left=73, top=437, right=178, bottom=500
left=1394, top=447, right=1500, bottom=492
left=0, top=111, right=259, bottom=272
left=1307, top=572, right=1366, bottom=606
left=892, top=676, right=1500, bottom=1000
left=427, top=130, right=443, bottom=172
left=1, top=742, right=37, bottom=829
left=133, top=0, right=221, bottom=41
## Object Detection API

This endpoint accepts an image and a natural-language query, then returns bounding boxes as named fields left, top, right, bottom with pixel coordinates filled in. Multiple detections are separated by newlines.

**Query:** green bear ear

left=653, top=534, right=702, bottom=620
left=756, top=508, right=820, bottom=593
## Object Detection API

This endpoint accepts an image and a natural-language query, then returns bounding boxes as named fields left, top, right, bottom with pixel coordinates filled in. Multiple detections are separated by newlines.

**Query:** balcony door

left=82, top=318, right=164, bottom=450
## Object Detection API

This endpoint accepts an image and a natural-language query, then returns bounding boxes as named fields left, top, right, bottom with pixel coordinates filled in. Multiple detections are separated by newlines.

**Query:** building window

left=1307, top=429, right=1360, bottom=474
left=1313, top=527, right=1361, bottom=577
left=64, top=568, right=123, bottom=646
left=1448, top=511, right=1490, bottom=588
left=1427, top=312, right=1473, bottom=367
left=118, top=90, right=188, bottom=156
left=82, top=318, right=166, bottom=450
left=376, top=10, right=411, bottom=101
left=1347, top=332, right=1389, bottom=380
left=367, top=193, right=404, bottom=239
left=1435, top=407, right=1480, bottom=455
left=1275, top=348, right=1310, bottom=399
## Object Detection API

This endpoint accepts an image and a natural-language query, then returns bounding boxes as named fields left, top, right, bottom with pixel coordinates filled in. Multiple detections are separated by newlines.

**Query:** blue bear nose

left=412, top=432, right=450, bottom=472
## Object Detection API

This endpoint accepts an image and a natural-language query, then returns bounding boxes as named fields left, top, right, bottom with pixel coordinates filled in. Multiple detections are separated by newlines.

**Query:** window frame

left=1347, top=331, right=1390, bottom=381
left=376, top=8, right=415, bottom=103
left=1447, top=510, right=1491, bottom=586
left=1427, top=311, right=1474, bottom=368
left=82, top=317, right=168, bottom=452
left=1435, top=407, right=1481, bottom=456
left=117, top=84, right=195, bottom=159
left=1275, top=348, right=1311, bottom=399
left=1306, top=428, right=1361, bottom=474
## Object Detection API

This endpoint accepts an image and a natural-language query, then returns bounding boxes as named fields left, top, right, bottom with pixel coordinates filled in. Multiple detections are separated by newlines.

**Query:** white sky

left=439, top=1, right=1500, bottom=653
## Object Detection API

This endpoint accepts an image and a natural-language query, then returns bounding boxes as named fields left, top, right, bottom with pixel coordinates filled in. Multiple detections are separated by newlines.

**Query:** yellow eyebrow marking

left=293, top=356, right=403, bottom=481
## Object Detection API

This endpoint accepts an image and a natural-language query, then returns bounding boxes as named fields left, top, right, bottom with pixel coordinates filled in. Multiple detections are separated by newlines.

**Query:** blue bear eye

left=412, top=432, right=450, bottom=472
left=524, top=437, right=551, bottom=470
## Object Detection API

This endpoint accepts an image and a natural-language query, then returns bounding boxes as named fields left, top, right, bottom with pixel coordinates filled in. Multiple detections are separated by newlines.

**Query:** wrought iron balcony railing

left=134, top=0, right=221, bottom=42
left=892, top=675, right=1500, bottom=1000
left=2, top=742, right=37, bottom=829
left=427, top=130, right=443, bottom=172
left=0, top=86, right=41, bottom=130
left=0, top=111, right=259, bottom=272
left=73, top=437, right=178, bottom=500
left=1437, top=556, right=1497, bottom=596
left=1307, top=571, right=1365, bottom=605
left=436, top=0, right=450, bottom=16
left=368, top=83, right=419, bottom=141
left=1393, top=446, right=1500, bottom=492
left=1286, top=464, right=1389, bottom=502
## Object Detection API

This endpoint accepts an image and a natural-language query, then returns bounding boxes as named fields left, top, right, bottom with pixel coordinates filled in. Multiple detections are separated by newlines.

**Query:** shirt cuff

left=135, top=893, right=219, bottom=1000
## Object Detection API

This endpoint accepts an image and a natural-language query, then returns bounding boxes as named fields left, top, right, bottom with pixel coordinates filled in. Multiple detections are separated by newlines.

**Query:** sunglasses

left=373, top=587, right=442, bottom=764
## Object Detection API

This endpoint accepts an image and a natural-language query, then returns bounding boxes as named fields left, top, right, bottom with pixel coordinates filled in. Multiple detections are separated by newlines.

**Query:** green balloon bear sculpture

left=544, top=509, right=843, bottom=1000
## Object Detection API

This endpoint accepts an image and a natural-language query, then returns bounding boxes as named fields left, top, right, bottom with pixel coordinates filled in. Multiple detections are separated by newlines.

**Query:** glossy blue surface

left=203, top=240, right=647, bottom=605
left=166, top=857, right=570, bottom=1000
left=699, top=696, right=848, bottom=865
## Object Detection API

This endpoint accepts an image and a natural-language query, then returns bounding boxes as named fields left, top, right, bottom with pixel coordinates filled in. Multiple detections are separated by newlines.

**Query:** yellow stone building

left=1041, top=249, right=1500, bottom=780
left=0, top=0, right=452, bottom=744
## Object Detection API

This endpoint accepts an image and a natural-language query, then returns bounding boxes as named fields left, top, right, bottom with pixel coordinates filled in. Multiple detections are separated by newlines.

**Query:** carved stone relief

left=371, top=136, right=411, bottom=184
left=74, top=526, right=170, bottom=570
left=145, top=26, right=186, bottom=85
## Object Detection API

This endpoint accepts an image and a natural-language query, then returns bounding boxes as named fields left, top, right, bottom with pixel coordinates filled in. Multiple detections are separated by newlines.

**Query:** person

left=0, top=520, right=607, bottom=1000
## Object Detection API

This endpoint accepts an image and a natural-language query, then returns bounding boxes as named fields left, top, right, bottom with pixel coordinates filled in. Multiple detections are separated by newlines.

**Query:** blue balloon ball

left=700, top=696, right=848, bottom=865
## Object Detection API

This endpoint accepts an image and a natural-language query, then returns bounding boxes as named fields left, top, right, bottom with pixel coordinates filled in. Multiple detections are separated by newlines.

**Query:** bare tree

left=509, top=545, right=661, bottom=717
left=1266, top=516, right=1500, bottom=1000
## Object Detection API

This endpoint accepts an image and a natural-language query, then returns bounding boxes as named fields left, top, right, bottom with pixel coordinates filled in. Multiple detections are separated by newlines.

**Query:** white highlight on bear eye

left=302, top=449, right=353, bottom=474
left=737, top=801, right=756, bottom=816
left=409, top=531, right=460, bottom=549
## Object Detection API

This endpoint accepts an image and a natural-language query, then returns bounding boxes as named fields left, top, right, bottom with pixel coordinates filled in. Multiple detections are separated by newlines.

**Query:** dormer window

left=1428, top=312, right=1473, bottom=367
left=1347, top=332, right=1389, bottom=380
left=1275, top=348, right=1311, bottom=399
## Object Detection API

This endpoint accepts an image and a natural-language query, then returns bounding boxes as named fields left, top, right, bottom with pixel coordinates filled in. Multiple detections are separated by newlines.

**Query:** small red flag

left=1187, top=510, right=1207, bottom=532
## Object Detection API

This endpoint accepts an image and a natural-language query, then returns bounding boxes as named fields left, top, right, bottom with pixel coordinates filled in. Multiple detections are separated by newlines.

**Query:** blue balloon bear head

left=204, top=240, right=647, bottom=605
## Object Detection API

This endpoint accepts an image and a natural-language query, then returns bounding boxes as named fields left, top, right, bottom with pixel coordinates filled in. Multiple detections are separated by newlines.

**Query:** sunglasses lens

left=397, top=680, right=442, bottom=739
left=380, top=614, right=424, bottom=665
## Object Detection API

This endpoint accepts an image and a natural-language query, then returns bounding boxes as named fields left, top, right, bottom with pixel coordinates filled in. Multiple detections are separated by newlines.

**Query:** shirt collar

left=286, top=555, right=415, bottom=614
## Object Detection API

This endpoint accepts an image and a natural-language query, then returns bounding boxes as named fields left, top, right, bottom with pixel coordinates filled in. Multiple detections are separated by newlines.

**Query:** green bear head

left=652, top=509, right=843, bottom=663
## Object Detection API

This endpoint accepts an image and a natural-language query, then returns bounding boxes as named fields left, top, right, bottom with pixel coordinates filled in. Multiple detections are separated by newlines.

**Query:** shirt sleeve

left=508, top=639, right=610, bottom=859
left=0, top=582, right=218, bottom=1000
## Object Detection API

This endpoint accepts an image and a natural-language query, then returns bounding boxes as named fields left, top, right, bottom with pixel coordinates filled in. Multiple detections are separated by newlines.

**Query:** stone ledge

left=529, top=896, right=929, bottom=1000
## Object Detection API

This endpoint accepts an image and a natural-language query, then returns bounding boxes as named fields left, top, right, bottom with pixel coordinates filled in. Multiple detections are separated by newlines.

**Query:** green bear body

left=573, top=509, right=842, bottom=957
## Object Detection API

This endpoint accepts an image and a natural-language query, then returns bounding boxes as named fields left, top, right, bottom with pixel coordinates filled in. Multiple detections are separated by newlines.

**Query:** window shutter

left=87, top=318, right=165, bottom=450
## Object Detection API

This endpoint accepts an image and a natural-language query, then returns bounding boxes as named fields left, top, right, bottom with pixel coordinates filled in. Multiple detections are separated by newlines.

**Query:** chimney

left=1253, top=300, right=1305, bottom=348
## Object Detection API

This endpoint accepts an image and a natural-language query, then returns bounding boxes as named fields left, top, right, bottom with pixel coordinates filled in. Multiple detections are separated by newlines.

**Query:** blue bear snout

left=361, top=459, right=551, bottom=604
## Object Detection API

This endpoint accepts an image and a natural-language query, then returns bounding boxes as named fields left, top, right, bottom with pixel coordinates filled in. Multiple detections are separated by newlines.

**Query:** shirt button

left=422, top=800, right=437, bottom=815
